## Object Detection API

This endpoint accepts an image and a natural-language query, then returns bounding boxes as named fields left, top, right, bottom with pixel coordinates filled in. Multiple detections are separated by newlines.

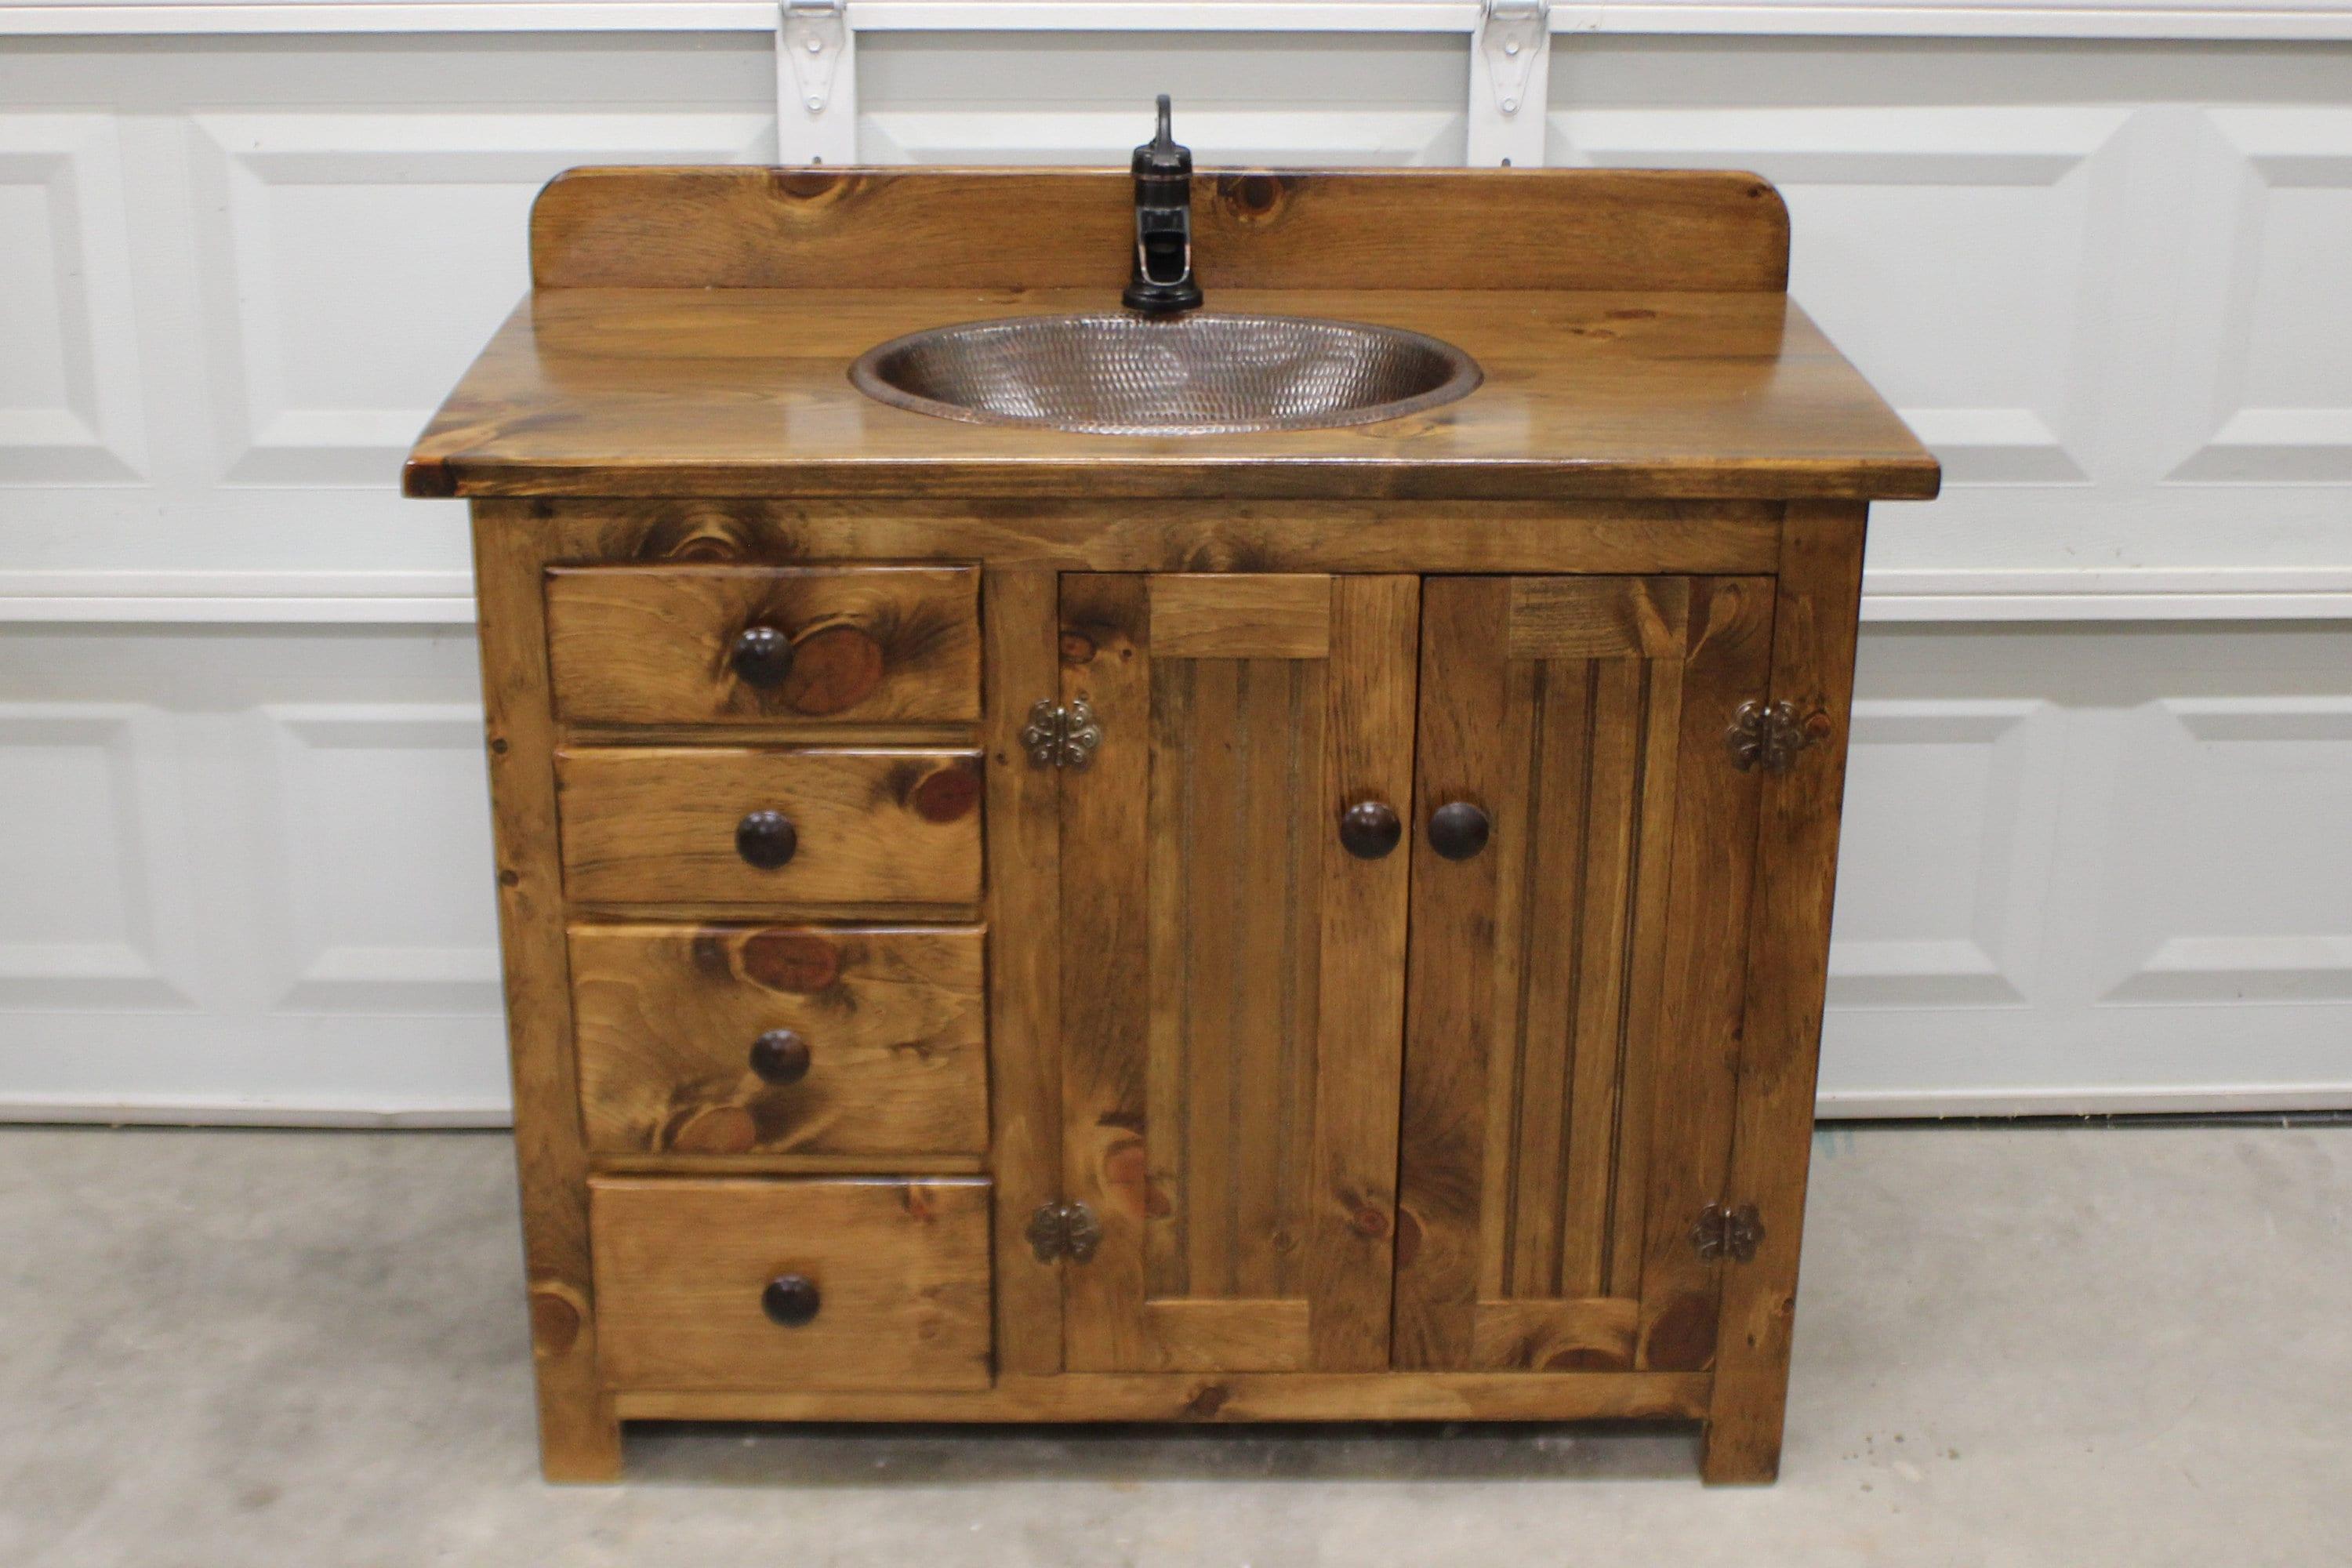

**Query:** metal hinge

left=1690, top=1203, right=1766, bottom=1264
left=1725, top=699, right=1829, bottom=774
left=1025, top=1200, right=1102, bottom=1265
left=1022, top=698, right=1102, bottom=771
left=780, top=0, right=847, bottom=116
left=1478, top=0, right=1550, bottom=120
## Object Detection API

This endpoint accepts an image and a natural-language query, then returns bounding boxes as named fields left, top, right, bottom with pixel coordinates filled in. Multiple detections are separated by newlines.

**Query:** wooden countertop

left=405, top=286, right=1936, bottom=503
left=402, top=167, right=1937, bottom=504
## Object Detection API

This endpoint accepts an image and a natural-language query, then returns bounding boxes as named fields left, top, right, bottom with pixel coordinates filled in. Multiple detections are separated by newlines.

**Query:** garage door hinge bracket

left=781, top=0, right=847, bottom=115
left=1691, top=1203, right=1766, bottom=1264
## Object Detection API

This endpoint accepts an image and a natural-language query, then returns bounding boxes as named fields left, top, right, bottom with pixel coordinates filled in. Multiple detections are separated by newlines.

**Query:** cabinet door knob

left=1428, top=800, right=1491, bottom=861
left=730, top=625, right=795, bottom=688
left=760, top=1273, right=821, bottom=1327
left=748, top=1029, right=811, bottom=1085
left=735, top=810, right=798, bottom=869
left=1338, top=800, right=1403, bottom=860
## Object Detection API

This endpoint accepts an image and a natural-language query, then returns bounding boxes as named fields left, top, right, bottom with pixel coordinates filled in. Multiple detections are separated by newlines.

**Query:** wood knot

left=527, top=1284, right=585, bottom=1356
left=664, top=1102, right=757, bottom=1155
left=910, top=759, right=982, bottom=823
left=770, top=168, right=856, bottom=206
left=1639, top=1293, right=1718, bottom=1373
left=739, top=930, right=843, bottom=993
left=782, top=623, right=884, bottom=716
left=1215, top=172, right=1289, bottom=223
left=1349, top=1204, right=1390, bottom=1240
left=1059, top=630, right=1098, bottom=666
left=1183, top=1382, right=1232, bottom=1418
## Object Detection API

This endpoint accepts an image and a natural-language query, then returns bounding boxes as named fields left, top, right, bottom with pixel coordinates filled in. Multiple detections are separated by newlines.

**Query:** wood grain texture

left=1704, top=502, right=1869, bottom=1486
left=1149, top=573, right=1331, bottom=659
left=469, top=503, right=619, bottom=1483
left=1058, top=574, right=1416, bottom=1374
left=1632, top=579, right=1775, bottom=1375
left=1057, top=574, right=1154, bottom=1372
left=613, top=1370, right=1713, bottom=1424
left=482, top=496, right=1788, bottom=577
left=1507, top=575, right=1690, bottom=660
left=590, top=1177, right=991, bottom=1392
left=530, top=167, right=1790, bottom=293
left=567, top=924, right=985, bottom=1159
left=554, top=746, right=982, bottom=906
left=546, top=564, right=978, bottom=727
left=1308, top=575, right=1420, bottom=1370
left=1469, top=1298, right=1641, bottom=1374
left=403, top=289, right=1939, bottom=503
left=1393, top=575, right=1765, bottom=1378
left=982, top=569, right=1065, bottom=1377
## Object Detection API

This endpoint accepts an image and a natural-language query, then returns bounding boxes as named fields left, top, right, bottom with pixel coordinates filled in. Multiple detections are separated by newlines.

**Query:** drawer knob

left=1338, top=800, right=1402, bottom=860
left=760, top=1273, right=821, bottom=1328
left=729, top=625, right=796, bottom=688
left=1428, top=800, right=1492, bottom=861
left=748, top=1029, right=811, bottom=1085
left=735, top=810, right=798, bottom=869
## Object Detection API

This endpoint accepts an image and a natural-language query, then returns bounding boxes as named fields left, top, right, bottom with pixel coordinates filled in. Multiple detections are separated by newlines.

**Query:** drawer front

left=546, top=564, right=980, bottom=727
left=570, top=924, right=987, bottom=1158
left=590, top=1177, right=992, bottom=1392
left=555, top=747, right=982, bottom=907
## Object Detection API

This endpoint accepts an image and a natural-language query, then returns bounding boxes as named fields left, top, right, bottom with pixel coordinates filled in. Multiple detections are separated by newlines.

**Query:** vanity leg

left=474, top=510, right=619, bottom=1486
left=538, top=1383, right=623, bottom=1484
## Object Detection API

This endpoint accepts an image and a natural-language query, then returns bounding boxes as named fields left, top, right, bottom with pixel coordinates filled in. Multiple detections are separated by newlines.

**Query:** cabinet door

left=1393, top=575, right=1774, bottom=1374
left=1056, top=574, right=1419, bottom=1372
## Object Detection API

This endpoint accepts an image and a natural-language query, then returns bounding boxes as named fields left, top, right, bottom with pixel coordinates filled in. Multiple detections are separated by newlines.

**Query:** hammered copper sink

left=848, top=311, right=1483, bottom=437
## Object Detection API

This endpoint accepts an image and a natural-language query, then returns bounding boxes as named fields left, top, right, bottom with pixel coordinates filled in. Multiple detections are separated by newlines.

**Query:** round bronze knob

left=1338, top=800, right=1403, bottom=860
left=735, top=810, right=797, bottom=869
left=760, top=1273, right=820, bottom=1327
left=1428, top=800, right=1491, bottom=862
left=729, top=625, right=795, bottom=688
left=748, top=1029, right=811, bottom=1086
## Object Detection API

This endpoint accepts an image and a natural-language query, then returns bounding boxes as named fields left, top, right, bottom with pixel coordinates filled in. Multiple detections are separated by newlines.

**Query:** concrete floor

left=1, top=1123, right=2345, bottom=1566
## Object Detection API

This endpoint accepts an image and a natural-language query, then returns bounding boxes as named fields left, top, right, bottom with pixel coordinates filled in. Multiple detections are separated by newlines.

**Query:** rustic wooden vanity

left=405, top=165, right=1937, bottom=1484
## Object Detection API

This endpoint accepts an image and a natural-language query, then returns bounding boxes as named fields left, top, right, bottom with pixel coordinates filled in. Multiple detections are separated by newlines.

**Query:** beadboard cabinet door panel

left=1393, top=574, right=1776, bottom=1374
left=1054, top=572, right=1420, bottom=1374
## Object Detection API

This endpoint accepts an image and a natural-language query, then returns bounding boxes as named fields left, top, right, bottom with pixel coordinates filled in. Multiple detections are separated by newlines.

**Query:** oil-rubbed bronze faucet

left=1123, top=95, right=1203, bottom=316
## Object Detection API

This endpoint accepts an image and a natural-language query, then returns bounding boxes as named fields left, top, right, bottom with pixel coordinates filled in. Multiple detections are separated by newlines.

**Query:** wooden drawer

left=589, top=1177, right=993, bottom=1392
left=546, top=564, right=980, bottom=728
left=555, top=746, right=982, bottom=907
left=570, top=923, right=987, bottom=1158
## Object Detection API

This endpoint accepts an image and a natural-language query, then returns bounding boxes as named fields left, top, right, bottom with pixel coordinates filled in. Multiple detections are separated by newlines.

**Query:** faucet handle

left=1132, top=93, right=1192, bottom=179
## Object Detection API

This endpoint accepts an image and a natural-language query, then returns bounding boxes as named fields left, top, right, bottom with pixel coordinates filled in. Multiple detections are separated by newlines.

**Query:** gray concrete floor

left=1, top=1123, right=2345, bottom=1566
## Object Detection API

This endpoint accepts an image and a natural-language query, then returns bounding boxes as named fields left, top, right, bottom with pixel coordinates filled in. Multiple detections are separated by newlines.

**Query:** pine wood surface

left=488, top=495, right=1789, bottom=577
left=589, top=1177, right=993, bottom=1392
left=529, top=167, right=1791, bottom=293
left=1054, top=573, right=1418, bottom=1374
left=545, top=564, right=978, bottom=727
left=554, top=746, right=982, bottom=907
left=470, top=505, right=620, bottom=1483
left=405, top=289, right=1937, bottom=503
left=1703, top=502, right=1871, bottom=1485
left=610, top=1370, right=1714, bottom=1424
left=567, top=923, right=986, bottom=1159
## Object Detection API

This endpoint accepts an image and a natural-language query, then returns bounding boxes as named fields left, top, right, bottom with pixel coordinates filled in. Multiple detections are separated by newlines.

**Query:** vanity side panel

left=1704, top=501, right=1869, bottom=1485
left=470, top=502, right=620, bottom=1482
